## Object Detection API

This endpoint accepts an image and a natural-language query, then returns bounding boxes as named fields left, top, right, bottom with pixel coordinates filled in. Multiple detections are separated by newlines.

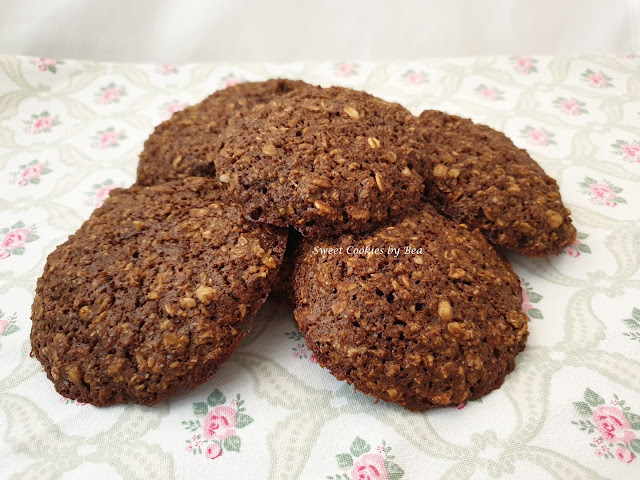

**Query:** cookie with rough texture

left=269, top=228, right=302, bottom=304
left=416, top=110, right=576, bottom=256
left=31, top=177, right=287, bottom=407
left=136, top=79, right=309, bottom=187
left=293, top=203, right=528, bottom=411
left=216, top=85, right=425, bottom=237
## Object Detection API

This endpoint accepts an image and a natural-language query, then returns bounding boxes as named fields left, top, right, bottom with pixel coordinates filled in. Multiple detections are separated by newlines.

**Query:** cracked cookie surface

left=31, top=177, right=287, bottom=406
left=215, top=85, right=425, bottom=237
left=293, top=203, right=528, bottom=411
left=136, top=79, right=309, bottom=187
left=416, top=110, right=575, bottom=256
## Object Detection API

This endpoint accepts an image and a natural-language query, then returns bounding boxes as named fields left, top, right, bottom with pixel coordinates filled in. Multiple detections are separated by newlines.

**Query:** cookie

left=293, top=203, right=528, bottom=411
left=415, top=110, right=576, bottom=256
left=269, top=228, right=302, bottom=304
left=30, top=177, right=287, bottom=406
left=136, top=79, right=309, bottom=187
left=215, top=85, right=425, bottom=237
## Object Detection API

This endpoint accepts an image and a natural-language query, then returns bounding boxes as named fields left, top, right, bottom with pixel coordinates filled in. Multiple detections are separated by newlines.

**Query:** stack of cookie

left=31, top=80, right=576, bottom=410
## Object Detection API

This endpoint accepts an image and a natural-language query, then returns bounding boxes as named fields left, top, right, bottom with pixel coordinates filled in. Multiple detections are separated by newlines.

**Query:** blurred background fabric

left=1, top=0, right=638, bottom=62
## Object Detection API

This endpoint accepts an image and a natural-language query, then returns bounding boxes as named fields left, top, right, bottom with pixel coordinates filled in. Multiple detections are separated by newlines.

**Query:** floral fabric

left=0, top=54, right=639, bottom=479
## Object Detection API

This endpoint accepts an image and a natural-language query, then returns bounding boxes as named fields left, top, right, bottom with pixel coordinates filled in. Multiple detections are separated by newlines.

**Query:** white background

left=0, top=0, right=639, bottom=62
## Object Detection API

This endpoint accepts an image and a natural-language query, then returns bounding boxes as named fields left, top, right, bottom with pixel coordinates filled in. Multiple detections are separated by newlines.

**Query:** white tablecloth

left=0, top=54, right=639, bottom=480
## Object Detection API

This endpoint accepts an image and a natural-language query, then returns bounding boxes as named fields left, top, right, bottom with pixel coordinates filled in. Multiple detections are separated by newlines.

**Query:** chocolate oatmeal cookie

left=136, top=79, right=309, bottom=187
left=293, top=203, right=528, bottom=411
left=31, top=177, right=287, bottom=406
left=269, top=228, right=302, bottom=304
left=215, top=85, right=425, bottom=237
left=416, top=110, right=575, bottom=256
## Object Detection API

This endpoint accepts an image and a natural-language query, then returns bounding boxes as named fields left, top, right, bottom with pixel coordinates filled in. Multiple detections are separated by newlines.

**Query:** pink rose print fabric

left=520, top=126, right=556, bottom=147
left=182, top=389, right=253, bottom=460
left=593, top=406, right=635, bottom=444
left=512, top=56, right=537, bottom=75
left=10, top=160, right=52, bottom=187
left=285, top=330, right=317, bottom=363
left=616, top=447, right=635, bottom=464
left=221, top=74, right=244, bottom=88
left=521, top=281, right=543, bottom=319
left=90, top=127, right=127, bottom=150
left=204, top=443, right=222, bottom=460
left=23, top=111, right=60, bottom=134
left=401, top=69, right=427, bottom=86
left=475, top=84, right=503, bottom=102
left=611, top=139, right=640, bottom=163
left=0, top=221, right=38, bottom=260
left=591, top=183, right=614, bottom=199
left=352, top=453, right=388, bottom=480
left=59, top=396, right=87, bottom=406
left=84, top=179, right=119, bottom=209
left=157, top=64, right=178, bottom=75
left=161, top=100, right=186, bottom=119
left=571, top=388, right=640, bottom=463
left=29, top=57, right=64, bottom=73
left=563, top=232, right=591, bottom=258
left=334, top=62, right=358, bottom=78
left=203, top=406, right=237, bottom=441
left=1, top=54, right=640, bottom=480
left=1, top=228, right=31, bottom=249
left=581, top=69, right=613, bottom=89
left=95, top=83, right=127, bottom=105
left=0, top=309, right=19, bottom=342
left=553, top=97, right=588, bottom=116
left=328, top=437, right=403, bottom=480
left=578, top=177, right=626, bottom=207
